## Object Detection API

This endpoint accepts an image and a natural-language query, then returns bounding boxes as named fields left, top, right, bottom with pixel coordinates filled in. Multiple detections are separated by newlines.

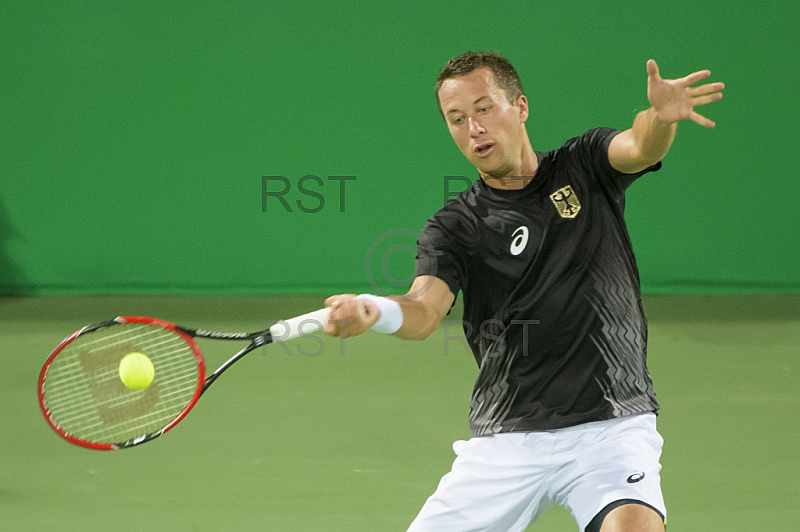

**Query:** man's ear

left=516, top=94, right=529, bottom=123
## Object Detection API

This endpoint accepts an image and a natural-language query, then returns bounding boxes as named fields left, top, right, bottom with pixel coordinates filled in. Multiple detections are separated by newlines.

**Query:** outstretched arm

left=323, top=275, right=455, bottom=341
left=609, top=59, right=725, bottom=174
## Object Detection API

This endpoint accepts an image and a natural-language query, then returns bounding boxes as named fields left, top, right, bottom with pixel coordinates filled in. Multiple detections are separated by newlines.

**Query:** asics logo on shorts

left=627, top=471, right=645, bottom=483
left=510, top=226, right=529, bottom=256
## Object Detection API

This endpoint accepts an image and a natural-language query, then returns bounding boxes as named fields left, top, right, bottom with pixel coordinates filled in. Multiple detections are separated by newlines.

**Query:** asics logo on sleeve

left=510, top=226, right=529, bottom=256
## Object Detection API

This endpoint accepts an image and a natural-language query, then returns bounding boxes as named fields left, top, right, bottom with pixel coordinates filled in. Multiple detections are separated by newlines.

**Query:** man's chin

left=477, top=164, right=512, bottom=180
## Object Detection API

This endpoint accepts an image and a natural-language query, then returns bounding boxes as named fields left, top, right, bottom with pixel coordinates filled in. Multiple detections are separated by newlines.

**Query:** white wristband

left=356, top=294, right=403, bottom=334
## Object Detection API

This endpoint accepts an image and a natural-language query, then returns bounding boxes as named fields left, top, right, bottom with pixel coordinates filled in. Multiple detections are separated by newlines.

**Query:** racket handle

left=269, top=308, right=331, bottom=342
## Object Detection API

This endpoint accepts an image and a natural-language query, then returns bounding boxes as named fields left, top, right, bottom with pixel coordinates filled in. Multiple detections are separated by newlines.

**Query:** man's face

left=438, top=68, right=529, bottom=179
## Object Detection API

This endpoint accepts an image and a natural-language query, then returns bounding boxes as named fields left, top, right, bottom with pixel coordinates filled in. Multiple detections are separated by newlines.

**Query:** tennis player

left=323, top=52, right=724, bottom=531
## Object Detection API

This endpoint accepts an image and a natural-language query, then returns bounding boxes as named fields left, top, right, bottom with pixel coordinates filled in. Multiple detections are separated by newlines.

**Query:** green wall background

left=2, top=1, right=797, bottom=295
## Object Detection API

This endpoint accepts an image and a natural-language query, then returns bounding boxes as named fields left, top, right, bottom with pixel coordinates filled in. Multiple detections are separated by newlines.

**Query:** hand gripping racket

left=38, top=308, right=330, bottom=450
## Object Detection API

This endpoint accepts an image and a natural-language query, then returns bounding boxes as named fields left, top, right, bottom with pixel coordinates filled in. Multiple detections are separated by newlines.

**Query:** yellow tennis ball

left=119, top=352, right=155, bottom=390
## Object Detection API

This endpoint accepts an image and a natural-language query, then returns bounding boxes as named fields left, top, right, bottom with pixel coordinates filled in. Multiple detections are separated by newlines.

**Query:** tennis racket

left=38, top=308, right=330, bottom=450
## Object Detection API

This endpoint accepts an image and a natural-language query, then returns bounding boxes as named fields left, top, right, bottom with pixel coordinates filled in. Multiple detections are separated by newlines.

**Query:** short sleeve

left=413, top=213, right=468, bottom=302
left=576, top=127, right=662, bottom=194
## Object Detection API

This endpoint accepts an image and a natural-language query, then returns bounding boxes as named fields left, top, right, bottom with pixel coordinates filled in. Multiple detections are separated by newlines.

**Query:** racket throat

left=201, top=333, right=271, bottom=393
left=252, top=331, right=273, bottom=347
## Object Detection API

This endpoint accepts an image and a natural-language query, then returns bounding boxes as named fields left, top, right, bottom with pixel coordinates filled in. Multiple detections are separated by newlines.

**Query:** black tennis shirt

left=415, top=128, right=661, bottom=435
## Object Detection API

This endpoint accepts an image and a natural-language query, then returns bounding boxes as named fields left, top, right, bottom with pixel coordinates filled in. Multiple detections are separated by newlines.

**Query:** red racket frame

left=38, top=316, right=207, bottom=450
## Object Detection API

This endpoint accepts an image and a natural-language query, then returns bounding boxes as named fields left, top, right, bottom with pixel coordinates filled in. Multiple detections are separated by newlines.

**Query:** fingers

left=692, top=92, right=723, bottom=107
left=646, top=60, right=723, bottom=127
left=689, top=81, right=724, bottom=114
left=690, top=81, right=725, bottom=96
left=651, top=60, right=722, bottom=89
left=690, top=110, right=716, bottom=128
left=323, top=295, right=378, bottom=338
left=646, top=59, right=660, bottom=81
left=680, top=69, right=712, bottom=86
left=325, top=293, right=356, bottom=309
left=323, top=294, right=356, bottom=336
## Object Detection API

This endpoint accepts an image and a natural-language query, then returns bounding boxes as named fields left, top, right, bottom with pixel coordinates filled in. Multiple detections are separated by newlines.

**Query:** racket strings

left=42, top=323, right=201, bottom=445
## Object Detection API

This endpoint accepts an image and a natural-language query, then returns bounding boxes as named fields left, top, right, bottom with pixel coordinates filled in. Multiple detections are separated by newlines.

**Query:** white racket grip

left=269, top=308, right=331, bottom=342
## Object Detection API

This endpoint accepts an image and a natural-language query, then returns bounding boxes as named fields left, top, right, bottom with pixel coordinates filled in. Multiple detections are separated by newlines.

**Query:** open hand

left=647, top=59, right=725, bottom=128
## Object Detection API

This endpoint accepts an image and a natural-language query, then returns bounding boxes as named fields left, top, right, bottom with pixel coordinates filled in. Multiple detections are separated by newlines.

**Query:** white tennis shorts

left=407, top=413, right=666, bottom=531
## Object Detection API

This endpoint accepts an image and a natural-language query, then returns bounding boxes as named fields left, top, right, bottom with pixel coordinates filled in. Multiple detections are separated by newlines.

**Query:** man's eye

left=478, top=107, right=490, bottom=113
left=453, top=117, right=464, bottom=125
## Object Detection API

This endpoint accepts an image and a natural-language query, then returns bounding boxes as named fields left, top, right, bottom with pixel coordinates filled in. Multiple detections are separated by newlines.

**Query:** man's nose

left=469, top=117, right=485, bottom=137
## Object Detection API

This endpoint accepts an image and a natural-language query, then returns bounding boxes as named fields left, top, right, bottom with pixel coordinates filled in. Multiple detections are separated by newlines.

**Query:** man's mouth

left=474, top=142, right=495, bottom=158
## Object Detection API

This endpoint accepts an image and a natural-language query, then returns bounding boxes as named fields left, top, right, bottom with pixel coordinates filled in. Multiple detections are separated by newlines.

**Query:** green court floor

left=2, top=295, right=798, bottom=531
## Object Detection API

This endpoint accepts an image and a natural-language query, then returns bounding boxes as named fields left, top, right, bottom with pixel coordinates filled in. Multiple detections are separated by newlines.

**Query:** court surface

left=2, top=295, right=797, bottom=531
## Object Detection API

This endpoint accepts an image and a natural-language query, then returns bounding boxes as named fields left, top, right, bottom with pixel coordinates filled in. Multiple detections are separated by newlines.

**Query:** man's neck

left=481, top=145, right=539, bottom=190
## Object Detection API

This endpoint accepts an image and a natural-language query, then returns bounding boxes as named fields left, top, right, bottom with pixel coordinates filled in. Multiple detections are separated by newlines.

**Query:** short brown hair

left=435, top=51, right=524, bottom=115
